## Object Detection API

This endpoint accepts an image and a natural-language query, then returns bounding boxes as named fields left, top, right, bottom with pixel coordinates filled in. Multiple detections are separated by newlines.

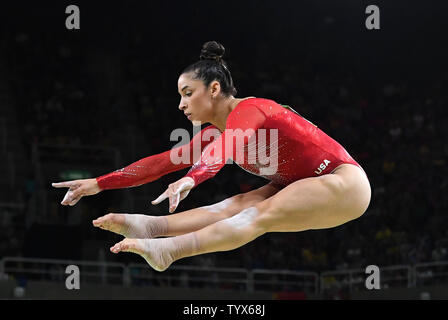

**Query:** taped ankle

left=123, top=214, right=168, bottom=238
left=137, top=233, right=198, bottom=271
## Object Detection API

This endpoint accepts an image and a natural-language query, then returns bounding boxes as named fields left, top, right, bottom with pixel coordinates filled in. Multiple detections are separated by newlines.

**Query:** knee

left=252, top=199, right=279, bottom=233
left=352, top=182, right=372, bottom=220
left=230, top=193, right=246, bottom=206
left=221, top=205, right=271, bottom=235
left=345, top=174, right=372, bottom=221
left=232, top=192, right=264, bottom=207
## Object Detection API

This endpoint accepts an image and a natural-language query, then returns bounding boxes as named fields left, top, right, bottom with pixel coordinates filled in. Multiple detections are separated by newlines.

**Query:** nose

left=178, top=99, right=187, bottom=111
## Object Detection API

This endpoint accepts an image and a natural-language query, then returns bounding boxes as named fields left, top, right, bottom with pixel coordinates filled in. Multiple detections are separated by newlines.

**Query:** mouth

left=184, top=112, right=192, bottom=120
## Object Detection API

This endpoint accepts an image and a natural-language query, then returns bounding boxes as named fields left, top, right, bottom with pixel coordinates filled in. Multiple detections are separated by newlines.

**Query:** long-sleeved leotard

left=184, top=98, right=363, bottom=188
left=95, top=125, right=219, bottom=190
left=96, top=97, right=363, bottom=190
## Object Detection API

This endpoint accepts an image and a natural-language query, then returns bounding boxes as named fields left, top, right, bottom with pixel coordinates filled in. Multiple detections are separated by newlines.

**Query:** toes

left=110, top=241, right=123, bottom=253
left=92, top=214, right=106, bottom=226
left=92, top=218, right=104, bottom=227
left=110, top=239, right=136, bottom=254
left=93, top=213, right=115, bottom=227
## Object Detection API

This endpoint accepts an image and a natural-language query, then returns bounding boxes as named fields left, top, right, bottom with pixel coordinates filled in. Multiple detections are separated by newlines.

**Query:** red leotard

left=96, top=98, right=364, bottom=190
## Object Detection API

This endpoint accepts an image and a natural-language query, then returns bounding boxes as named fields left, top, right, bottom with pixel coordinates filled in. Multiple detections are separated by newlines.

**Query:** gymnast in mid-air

left=52, top=41, right=371, bottom=272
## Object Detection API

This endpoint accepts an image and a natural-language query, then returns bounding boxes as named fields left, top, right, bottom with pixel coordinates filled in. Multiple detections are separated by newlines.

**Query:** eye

left=185, top=92, right=192, bottom=97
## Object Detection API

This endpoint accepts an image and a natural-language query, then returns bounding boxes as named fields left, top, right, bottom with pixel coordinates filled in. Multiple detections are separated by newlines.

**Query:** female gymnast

left=52, top=41, right=371, bottom=272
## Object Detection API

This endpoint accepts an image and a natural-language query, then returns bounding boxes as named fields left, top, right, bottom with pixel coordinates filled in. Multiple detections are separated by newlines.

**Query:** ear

left=210, top=81, right=221, bottom=98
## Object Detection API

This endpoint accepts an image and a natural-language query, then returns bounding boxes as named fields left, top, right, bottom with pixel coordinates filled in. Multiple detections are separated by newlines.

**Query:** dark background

left=0, top=0, right=447, bottom=277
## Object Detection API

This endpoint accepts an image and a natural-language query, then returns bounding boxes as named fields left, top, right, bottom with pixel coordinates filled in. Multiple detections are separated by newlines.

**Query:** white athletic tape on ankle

left=123, top=214, right=168, bottom=238
left=137, top=238, right=173, bottom=272
left=203, top=198, right=234, bottom=213
left=137, top=233, right=198, bottom=271
left=223, top=206, right=259, bottom=229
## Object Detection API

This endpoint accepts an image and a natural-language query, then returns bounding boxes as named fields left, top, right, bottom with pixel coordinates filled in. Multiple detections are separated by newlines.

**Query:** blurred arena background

left=0, top=0, right=447, bottom=299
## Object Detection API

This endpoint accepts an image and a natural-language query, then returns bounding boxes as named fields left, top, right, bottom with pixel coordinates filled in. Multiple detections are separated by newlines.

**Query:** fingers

left=151, top=178, right=194, bottom=212
left=61, top=189, right=82, bottom=206
left=61, top=191, right=72, bottom=205
left=68, top=196, right=82, bottom=206
left=152, top=187, right=180, bottom=213
left=151, top=191, right=168, bottom=205
left=169, top=191, right=180, bottom=213
left=179, top=190, right=190, bottom=201
left=52, top=181, right=79, bottom=188
left=53, top=180, right=83, bottom=206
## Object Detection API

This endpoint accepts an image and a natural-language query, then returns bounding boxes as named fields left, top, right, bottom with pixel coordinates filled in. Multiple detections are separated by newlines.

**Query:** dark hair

left=182, top=41, right=237, bottom=97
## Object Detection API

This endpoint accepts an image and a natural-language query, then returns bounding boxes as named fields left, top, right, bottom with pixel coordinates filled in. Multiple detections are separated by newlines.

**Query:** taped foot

left=110, top=238, right=175, bottom=272
left=93, top=213, right=168, bottom=239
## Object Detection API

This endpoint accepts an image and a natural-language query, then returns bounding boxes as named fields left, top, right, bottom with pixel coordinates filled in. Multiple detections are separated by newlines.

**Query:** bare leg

left=163, top=183, right=279, bottom=236
left=111, top=164, right=371, bottom=271
left=93, top=183, right=279, bottom=238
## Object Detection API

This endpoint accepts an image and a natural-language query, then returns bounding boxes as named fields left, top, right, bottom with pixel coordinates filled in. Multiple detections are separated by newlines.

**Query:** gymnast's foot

left=110, top=238, right=175, bottom=272
left=92, top=213, right=168, bottom=239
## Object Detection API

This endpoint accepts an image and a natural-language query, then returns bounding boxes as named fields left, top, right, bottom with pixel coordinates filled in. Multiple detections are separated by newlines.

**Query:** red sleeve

left=185, top=103, right=266, bottom=187
left=96, top=125, right=219, bottom=190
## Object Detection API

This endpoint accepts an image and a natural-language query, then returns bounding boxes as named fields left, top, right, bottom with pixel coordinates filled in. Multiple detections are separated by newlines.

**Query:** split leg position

left=93, top=182, right=280, bottom=238
left=96, top=164, right=371, bottom=272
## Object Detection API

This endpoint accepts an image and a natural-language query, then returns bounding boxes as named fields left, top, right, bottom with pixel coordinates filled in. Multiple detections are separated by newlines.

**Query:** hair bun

left=200, top=41, right=225, bottom=62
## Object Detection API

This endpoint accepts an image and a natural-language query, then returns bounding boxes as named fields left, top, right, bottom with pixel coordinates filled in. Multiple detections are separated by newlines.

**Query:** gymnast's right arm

left=52, top=125, right=219, bottom=206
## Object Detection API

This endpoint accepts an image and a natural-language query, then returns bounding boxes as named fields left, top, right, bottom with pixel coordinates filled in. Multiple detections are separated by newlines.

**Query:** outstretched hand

left=52, top=178, right=101, bottom=206
left=152, top=177, right=195, bottom=213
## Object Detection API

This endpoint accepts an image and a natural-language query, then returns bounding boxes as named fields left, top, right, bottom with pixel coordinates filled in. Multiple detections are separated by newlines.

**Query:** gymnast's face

left=178, top=72, right=218, bottom=125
